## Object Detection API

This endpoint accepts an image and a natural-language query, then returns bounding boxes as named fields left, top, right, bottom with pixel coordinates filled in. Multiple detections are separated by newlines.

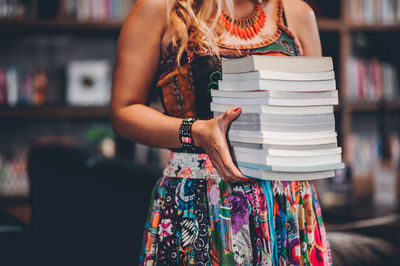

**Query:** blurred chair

left=2, top=144, right=162, bottom=266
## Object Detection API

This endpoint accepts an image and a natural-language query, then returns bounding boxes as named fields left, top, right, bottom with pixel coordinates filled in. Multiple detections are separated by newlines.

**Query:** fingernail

left=234, top=107, right=241, bottom=112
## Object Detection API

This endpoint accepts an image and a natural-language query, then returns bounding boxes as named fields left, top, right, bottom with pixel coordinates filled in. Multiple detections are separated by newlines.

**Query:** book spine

left=81, top=0, right=90, bottom=21
left=347, top=0, right=400, bottom=24
left=99, top=0, right=106, bottom=20
left=33, top=68, right=47, bottom=106
left=105, top=0, right=111, bottom=20
left=0, top=66, right=6, bottom=105
left=6, top=66, right=18, bottom=106
left=90, top=0, right=96, bottom=20
left=76, top=0, right=83, bottom=21
left=111, top=0, right=117, bottom=20
left=347, top=56, right=399, bottom=101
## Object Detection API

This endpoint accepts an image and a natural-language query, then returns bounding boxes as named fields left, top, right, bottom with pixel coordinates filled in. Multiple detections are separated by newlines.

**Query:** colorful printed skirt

left=140, top=152, right=332, bottom=265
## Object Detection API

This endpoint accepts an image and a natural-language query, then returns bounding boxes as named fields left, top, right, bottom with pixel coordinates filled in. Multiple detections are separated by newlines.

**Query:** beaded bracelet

left=179, top=117, right=198, bottom=152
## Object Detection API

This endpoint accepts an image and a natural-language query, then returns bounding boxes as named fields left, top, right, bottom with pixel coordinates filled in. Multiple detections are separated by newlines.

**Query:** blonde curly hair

left=166, top=0, right=239, bottom=64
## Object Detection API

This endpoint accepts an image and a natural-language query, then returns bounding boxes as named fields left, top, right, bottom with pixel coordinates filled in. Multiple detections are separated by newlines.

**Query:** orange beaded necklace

left=219, top=3, right=266, bottom=40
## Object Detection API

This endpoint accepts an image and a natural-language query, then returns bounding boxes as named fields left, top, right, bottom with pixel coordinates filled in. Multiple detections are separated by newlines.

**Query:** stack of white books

left=211, top=55, right=345, bottom=180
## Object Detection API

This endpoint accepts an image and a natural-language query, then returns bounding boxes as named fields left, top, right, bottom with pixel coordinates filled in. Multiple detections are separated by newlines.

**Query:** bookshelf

left=0, top=106, right=110, bottom=120
left=1, top=0, right=399, bottom=217
left=0, top=0, right=135, bottom=202
left=0, top=18, right=123, bottom=31
left=313, top=0, right=400, bottom=214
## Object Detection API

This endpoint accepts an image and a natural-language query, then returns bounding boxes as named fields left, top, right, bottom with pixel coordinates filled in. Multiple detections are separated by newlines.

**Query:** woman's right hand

left=191, top=107, right=249, bottom=182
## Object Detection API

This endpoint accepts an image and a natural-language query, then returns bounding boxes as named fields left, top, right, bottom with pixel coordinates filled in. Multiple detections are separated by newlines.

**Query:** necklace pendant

left=219, top=3, right=266, bottom=40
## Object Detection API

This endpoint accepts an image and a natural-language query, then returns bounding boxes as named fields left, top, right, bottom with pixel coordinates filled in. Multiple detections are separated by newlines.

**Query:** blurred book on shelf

left=347, top=0, right=400, bottom=25
left=62, top=0, right=135, bottom=22
left=346, top=57, right=399, bottom=101
left=0, top=59, right=112, bottom=107
left=0, top=0, right=36, bottom=19
left=0, top=148, right=30, bottom=199
left=319, top=132, right=389, bottom=208
left=0, top=65, right=49, bottom=106
left=66, top=60, right=111, bottom=106
left=374, top=163, right=398, bottom=210
left=347, top=133, right=381, bottom=177
left=373, top=132, right=400, bottom=210
left=0, top=0, right=135, bottom=21
left=348, top=133, right=380, bottom=202
left=388, top=132, right=400, bottom=168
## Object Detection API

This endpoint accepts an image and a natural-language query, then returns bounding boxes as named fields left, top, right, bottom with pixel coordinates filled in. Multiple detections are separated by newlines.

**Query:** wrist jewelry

left=179, top=118, right=198, bottom=152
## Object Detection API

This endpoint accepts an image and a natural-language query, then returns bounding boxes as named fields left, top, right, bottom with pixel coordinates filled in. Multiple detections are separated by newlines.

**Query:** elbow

left=110, top=116, right=120, bottom=139
left=110, top=103, right=124, bottom=139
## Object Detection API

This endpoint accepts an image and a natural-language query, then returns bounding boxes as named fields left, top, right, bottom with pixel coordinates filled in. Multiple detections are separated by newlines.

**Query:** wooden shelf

left=3, top=17, right=399, bottom=33
left=387, top=99, right=400, bottom=111
left=0, top=106, right=110, bottom=119
left=317, top=17, right=400, bottom=32
left=344, top=101, right=380, bottom=112
left=0, top=18, right=123, bottom=31
left=317, top=18, right=344, bottom=31
left=341, top=99, right=400, bottom=112
left=347, top=22, right=400, bottom=32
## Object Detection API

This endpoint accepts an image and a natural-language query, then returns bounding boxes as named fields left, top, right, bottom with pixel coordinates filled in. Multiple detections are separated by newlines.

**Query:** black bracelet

left=179, top=117, right=198, bottom=152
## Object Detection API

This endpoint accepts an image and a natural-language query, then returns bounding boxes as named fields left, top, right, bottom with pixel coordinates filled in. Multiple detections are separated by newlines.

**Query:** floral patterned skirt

left=140, top=152, right=332, bottom=266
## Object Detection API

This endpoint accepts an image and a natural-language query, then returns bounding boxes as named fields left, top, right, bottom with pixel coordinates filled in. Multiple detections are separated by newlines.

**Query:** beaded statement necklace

left=219, top=3, right=266, bottom=40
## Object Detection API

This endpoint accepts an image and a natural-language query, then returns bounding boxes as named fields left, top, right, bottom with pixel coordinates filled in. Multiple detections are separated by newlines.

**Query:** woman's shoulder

left=281, top=0, right=321, bottom=56
left=282, top=0, right=317, bottom=28
left=282, top=0, right=315, bottom=17
left=130, top=0, right=168, bottom=14
left=282, top=0, right=318, bottom=31
left=120, top=0, right=168, bottom=35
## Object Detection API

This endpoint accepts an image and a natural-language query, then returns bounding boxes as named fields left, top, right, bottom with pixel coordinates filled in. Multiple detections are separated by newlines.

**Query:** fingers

left=218, top=142, right=249, bottom=182
left=200, top=108, right=249, bottom=183
left=220, top=107, right=242, bottom=131
left=210, top=152, right=244, bottom=182
left=209, top=141, right=249, bottom=183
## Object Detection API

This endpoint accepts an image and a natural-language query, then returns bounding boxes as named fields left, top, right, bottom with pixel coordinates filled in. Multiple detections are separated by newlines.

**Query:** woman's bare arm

left=110, top=0, right=246, bottom=182
left=111, top=0, right=185, bottom=149
left=283, top=0, right=322, bottom=56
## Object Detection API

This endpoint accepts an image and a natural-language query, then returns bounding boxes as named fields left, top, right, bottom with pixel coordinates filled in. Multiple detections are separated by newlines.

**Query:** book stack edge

left=211, top=55, right=345, bottom=181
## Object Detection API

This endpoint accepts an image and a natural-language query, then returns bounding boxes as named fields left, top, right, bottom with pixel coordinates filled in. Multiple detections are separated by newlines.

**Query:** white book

left=228, top=133, right=337, bottom=145
left=238, top=162, right=344, bottom=172
left=6, top=67, right=18, bottom=106
left=210, top=103, right=333, bottom=115
left=214, top=112, right=335, bottom=126
left=211, top=89, right=339, bottom=99
left=235, top=153, right=342, bottom=167
left=229, top=130, right=337, bottom=140
left=212, top=96, right=338, bottom=106
left=239, top=167, right=336, bottom=181
left=232, top=146, right=342, bottom=157
left=222, top=56, right=334, bottom=74
left=218, top=79, right=336, bottom=92
left=230, top=142, right=338, bottom=150
left=230, top=122, right=335, bottom=132
left=222, top=70, right=335, bottom=81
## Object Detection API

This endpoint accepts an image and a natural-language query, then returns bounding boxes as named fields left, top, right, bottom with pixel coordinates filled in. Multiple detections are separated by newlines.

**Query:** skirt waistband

left=163, top=152, right=221, bottom=181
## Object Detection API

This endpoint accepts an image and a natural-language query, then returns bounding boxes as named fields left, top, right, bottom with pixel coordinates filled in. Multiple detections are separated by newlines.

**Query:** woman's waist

left=163, top=151, right=220, bottom=180
left=164, top=151, right=329, bottom=182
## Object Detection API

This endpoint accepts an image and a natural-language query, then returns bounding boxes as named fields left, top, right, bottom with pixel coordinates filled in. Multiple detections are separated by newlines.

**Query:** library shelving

left=1, top=0, right=400, bottom=216
left=0, top=18, right=123, bottom=31
left=0, top=106, right=110, bottom=120
left=314, top=0, right=400, bottom=214
left=0, top=0, right=134, bottom=202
